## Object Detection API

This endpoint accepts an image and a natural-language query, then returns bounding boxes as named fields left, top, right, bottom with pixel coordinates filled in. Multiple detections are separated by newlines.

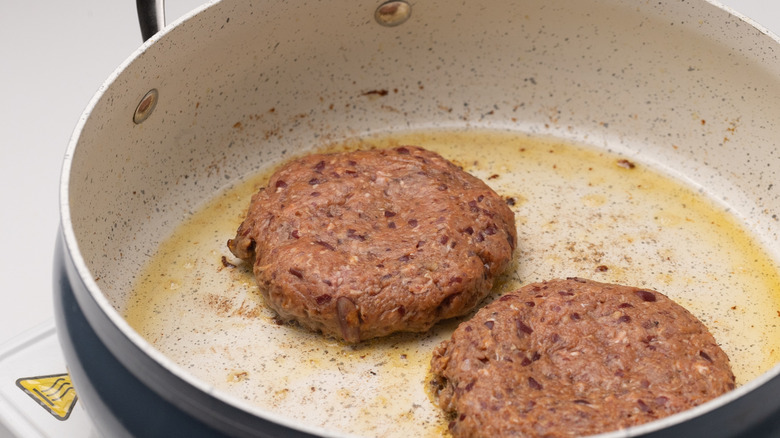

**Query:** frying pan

left=54, top=0, right=780, bottom=436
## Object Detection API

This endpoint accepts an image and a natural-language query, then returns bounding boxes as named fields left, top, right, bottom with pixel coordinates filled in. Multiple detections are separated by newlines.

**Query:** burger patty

left=228, top=146, right=517, bottom=343
left=429, top=278, right=735, bottom=438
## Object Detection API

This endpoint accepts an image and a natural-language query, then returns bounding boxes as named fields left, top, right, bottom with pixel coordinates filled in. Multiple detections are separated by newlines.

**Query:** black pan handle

left=137, top=0, right=166, bottom=42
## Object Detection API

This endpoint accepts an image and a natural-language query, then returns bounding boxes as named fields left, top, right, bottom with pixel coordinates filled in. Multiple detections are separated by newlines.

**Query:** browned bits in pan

left=361, top=89, right=389, bottom=97
left=220, top=256, right=236, bottom=268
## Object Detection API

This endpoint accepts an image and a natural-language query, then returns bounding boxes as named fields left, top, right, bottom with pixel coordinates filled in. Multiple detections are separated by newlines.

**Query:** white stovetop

left=0, top=1, right=779, bottom=437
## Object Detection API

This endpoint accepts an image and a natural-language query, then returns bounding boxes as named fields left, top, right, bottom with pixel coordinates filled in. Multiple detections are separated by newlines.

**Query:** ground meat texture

left=227, top=146, right=517, bottom=343
left=429, top=278, right=735, bottom=438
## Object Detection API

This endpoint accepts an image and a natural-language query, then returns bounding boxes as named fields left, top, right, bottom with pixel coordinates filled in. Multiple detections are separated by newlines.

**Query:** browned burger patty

left=430, top=278, right=735, bottom=438
left=228, top=146, right=517, bottom=343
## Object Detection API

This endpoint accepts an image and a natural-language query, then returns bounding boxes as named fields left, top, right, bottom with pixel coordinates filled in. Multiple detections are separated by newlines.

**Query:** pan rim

left=57, top=0, right=780, bottom=436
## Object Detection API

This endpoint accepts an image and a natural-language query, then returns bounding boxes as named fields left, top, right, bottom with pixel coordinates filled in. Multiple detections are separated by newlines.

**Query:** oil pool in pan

left=124, top=129, right=780, bottom=437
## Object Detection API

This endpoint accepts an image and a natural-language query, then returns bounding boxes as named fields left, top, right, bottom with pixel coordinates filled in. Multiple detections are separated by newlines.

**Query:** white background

left=0, top=0, right=778, bottom=374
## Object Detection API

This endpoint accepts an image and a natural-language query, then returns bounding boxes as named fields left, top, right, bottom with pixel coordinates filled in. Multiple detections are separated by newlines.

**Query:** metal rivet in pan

left=133, top=89, right=159, bottom=124
left=375, top=1, right=411, bottom=27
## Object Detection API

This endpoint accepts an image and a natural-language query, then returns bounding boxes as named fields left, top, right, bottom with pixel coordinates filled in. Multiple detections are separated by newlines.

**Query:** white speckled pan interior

left=62, top=0, right=780, bottom=436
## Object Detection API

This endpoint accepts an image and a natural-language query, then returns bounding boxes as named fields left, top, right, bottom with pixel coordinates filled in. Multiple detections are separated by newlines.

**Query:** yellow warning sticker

left=16, top=373, right=78, bottom=421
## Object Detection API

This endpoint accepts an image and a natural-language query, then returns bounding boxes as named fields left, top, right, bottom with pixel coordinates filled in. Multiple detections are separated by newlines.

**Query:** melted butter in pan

left=124, top=129, right=780, bottom=436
